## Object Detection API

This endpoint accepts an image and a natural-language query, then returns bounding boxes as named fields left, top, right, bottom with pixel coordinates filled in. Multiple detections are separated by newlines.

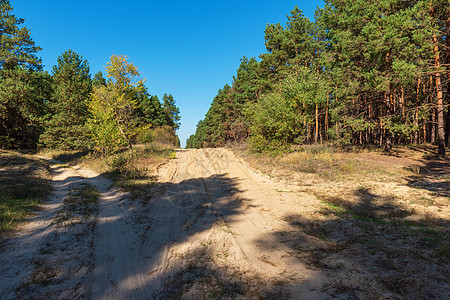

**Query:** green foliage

left=162, top=93, right=181, bottom=130
left=248, top=92, right=303, bottom=145
left=190, top=0, right=448, bottom=153
left=39, top=49, right=92, bottom=150
left=0, top=67, right=50, bottom=149
left=87, top=54, right=143, bottom=155
left=87, top=85, right=126, bottom=156
left=186, top=120, right=206, bottom=148
left=248, top=134, right=292, bottom=156
left=0, top=0, right=42, bottom=70
left=92, top=71, right=106, bottom=87
left=134, top=85, right=165, bottom=126
left=260, top=7, right=315, bottom=82
left=135, top=124, right=154, bottom=144
left=0, top=0, right=48, bottom=149
left=136, top=125, right=179, bottom=147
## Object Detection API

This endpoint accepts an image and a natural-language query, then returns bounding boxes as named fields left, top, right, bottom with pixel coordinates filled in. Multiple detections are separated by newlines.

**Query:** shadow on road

left=4, top=151, right=449, bottom=299
left=261, top=187, right=450, bottom=299
left=90, top=173, right=323, bottom=299
left=405, top=157, right=450, bottom=198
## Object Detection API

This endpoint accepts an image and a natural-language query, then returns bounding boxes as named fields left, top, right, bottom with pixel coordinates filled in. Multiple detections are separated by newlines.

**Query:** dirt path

left=113, top=148, right=328, bottom=298
left=1, top=149, right=335, bottom=299
left=0, top=160, right=103, bottom=299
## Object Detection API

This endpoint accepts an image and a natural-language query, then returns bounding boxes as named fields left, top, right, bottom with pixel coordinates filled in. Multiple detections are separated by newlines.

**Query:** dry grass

left=0, top=150, right=52, bottom=232
left=39, top=142, right=176, bottom=200
left=99, top=143, right=176, bottom=199
left=53, top=184, right=99, bottom=226
left=230, top=142, right=450, bottom=298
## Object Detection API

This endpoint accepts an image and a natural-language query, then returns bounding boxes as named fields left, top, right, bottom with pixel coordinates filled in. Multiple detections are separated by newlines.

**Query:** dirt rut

left=1, top=149, right=329, bottom=299
left=133, top=148, right=326, bottom=298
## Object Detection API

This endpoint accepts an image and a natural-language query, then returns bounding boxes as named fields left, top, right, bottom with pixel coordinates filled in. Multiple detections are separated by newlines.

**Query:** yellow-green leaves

left=87, top=86, right=124, bottom=156
left=106, top=54, right=144, bottom=89
left=87, top=55, right=144, bottom=156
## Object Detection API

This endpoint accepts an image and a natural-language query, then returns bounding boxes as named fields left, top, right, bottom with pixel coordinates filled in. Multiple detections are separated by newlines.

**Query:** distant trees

left=188, top=1, right=448, bottom=157
left=88, top=54, right=181, bottom=155
left=0, top=0, right=181, bottom=153
left=92, top=71, right=106, bottom=87
left=162, top=93, right=181, bottom=130
left=134, top=84, right=165, bottom=126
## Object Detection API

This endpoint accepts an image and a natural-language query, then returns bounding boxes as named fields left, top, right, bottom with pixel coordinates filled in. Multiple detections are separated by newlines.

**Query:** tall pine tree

left=39, top=49, right=92, bottom=150
left=0, top=0, right=47, bottom=149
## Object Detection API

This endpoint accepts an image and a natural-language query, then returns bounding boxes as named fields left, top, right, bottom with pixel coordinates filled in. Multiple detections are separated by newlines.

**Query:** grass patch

left=54, top=183, right=99, bottom=226
left=280, top=150, right=370, bottom=179
left=40, top=142, right=176, bottom=199
left=0, top=151, right=52, bottom=232
left=102, top=143, right=176, bottom=198
left=38, top=149, right=89, bottom=165
left=232, top=142, right=396, bottom=182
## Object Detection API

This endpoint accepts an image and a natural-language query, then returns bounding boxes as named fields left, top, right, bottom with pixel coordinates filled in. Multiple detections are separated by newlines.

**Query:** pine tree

left=0, top=0, right=41, bottom=70
left=0, top=0, right=47, bottom=149
left=134, top=84, right=166, bottom=126
left=162, top=93, right=180, bottom=130
left=39, top=49, right=92, bottom=150
left=92, top=71, right=106, bottom=87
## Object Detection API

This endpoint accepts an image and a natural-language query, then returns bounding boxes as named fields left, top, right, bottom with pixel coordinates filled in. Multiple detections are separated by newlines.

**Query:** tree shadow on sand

left=90, top=174, right=301, bottom=299
left=5, top=154, right=449, bottom=299
left=257, top=187, right=449, bottom=299
left=405, top=156, right=450, bottom=198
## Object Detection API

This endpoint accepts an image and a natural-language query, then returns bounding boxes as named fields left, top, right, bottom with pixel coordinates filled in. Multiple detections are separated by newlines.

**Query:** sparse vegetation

left=0, top=151, right=51, bottom=232
left=103, top=143, right=176, bottom=198
left=231, top=143, right=449, bottom=298
left=53, top=184, right=99, bottom=226
left=39, top=142, right=176, bottom=200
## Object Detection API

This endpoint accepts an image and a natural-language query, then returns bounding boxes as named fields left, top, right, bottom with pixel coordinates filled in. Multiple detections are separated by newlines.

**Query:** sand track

left=1, top=149, right=329, bottom=299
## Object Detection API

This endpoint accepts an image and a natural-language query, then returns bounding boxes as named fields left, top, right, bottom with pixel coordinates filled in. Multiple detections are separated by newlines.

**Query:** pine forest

left=187, top=0, right=449, bottom=158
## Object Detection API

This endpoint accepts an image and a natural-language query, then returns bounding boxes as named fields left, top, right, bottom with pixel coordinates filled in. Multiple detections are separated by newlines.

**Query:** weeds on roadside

left=53, top=184, right=99, bottom=226
left=39, top=142, right=176, bottom=199
left=103, top=143, right=175, bottom=197
left=0, top=151, right=52, bottom=232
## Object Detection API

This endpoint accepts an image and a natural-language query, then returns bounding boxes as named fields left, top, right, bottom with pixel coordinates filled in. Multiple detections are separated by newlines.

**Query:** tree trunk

left=384, top=132, right=392, bottom=152
left=432, top=107, right=436, bottom=143
left=414, top=77, right=421, bottom=144
left=325, top=93, right=329, bottom=141
left=430, top=4, right=446, bottom=157
left=446, top=7, right=450, bottom=146
left=423, top=121, right=427, bottom=143
left=315, top=102, right=319, bottom=144
left=432, top=31, right=446, bottom=157
left=400, top=86, right=405, bottom=119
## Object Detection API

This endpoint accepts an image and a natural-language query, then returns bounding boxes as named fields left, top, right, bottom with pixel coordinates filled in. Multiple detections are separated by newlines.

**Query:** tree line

left=0, top=0, right=180, bottom=154
left=187, top=0, right=449, bottom=157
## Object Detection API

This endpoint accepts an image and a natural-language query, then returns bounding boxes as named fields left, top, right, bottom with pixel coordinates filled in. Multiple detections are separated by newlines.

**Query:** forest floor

left=0, top=145, right=448, bottom=299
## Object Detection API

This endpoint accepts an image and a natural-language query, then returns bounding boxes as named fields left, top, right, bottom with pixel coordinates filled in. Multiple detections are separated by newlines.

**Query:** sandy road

left=0, top=149, right=329, bottom=299
left=127, top=148, right=327, bottom=298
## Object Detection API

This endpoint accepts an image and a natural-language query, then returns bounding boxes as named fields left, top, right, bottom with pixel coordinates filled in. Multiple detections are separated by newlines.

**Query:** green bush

left=136, top=125, right=153, bottom=144
left=152, top=126, right=180, bottom=146
left=136, top=126, right=179, bottom=147
left=249, top=134, right=292, bottom=156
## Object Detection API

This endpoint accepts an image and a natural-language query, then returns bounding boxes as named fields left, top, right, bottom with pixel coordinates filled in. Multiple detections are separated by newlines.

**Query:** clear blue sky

left=13, top=0, right=324, bottom=147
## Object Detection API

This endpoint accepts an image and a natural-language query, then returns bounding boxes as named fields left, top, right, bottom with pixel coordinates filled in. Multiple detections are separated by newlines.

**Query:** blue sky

left=13, top=0, right=324, bottom=147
